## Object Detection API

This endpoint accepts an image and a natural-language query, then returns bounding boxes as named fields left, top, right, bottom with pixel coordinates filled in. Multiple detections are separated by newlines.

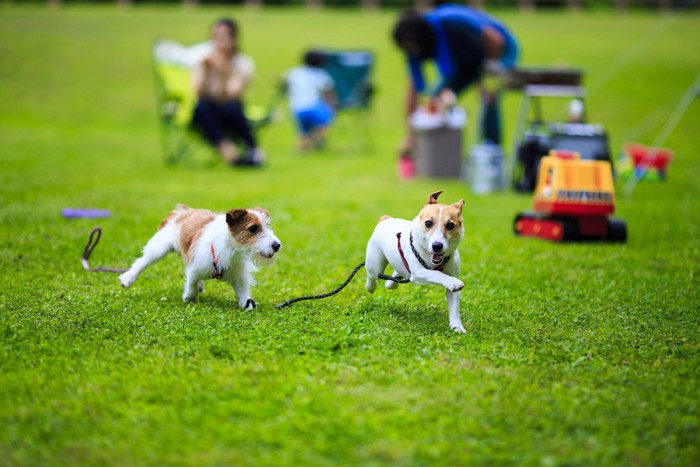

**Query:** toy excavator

left=513, top=150, right=627, bottom=242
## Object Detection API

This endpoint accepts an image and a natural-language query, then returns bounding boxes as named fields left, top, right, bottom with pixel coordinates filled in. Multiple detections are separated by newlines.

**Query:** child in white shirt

left=285, top=51, right=337, bottom=151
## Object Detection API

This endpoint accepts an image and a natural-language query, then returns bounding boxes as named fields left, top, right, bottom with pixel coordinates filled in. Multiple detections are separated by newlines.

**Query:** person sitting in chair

left=285, top=50, right=338, bottom=151
left=191, top=17, right=263, bottom=167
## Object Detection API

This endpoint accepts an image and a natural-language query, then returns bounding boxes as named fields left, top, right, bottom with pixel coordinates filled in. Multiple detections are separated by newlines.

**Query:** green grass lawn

left=1, top=4, right=699, bottom=465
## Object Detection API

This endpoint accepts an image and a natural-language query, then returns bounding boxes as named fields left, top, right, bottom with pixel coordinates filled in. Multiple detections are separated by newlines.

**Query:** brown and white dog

left=364, top=191, right=466, bottom=333
left=119, top=204, right=281, bottom=309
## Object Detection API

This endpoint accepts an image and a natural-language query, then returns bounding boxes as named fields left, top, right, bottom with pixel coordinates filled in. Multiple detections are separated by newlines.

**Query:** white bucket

left=468, top=144, right=504, bottom=194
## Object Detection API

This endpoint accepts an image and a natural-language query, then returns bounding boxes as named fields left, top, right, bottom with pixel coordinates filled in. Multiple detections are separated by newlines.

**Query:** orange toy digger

left=513, top=150, right=627, bottom=242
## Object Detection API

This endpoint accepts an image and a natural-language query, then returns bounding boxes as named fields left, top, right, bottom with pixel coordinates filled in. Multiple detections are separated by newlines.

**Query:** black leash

left=82, top=227, right=128, bottom=273
left=276, top=261, right=410, bottom=309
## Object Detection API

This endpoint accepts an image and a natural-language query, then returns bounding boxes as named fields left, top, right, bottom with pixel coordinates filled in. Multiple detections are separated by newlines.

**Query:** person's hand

left=438, top=88, right=456, bottom=108
left=203, top=52, right=228, bottom=72
left=484, top=59, right=504, bottom=75
left=430, top=89, right=456, bottom=113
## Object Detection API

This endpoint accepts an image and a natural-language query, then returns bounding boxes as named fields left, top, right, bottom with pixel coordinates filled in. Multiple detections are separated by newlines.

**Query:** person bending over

left=393, top=3, right=519, bottom=161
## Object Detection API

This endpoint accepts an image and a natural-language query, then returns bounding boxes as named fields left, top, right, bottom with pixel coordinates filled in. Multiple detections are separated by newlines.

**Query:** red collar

left=210, top=244, right=225, bottom=279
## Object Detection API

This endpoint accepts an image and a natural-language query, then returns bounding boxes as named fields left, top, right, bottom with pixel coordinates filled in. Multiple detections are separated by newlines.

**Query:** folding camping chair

left=316, top=49, right=375, bottom=152
left=152, top=38, right=281, bottom=165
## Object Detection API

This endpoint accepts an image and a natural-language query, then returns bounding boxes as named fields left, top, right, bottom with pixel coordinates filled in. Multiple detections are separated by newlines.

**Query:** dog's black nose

left=432, top=242, right=443, bottom=253
left=272, top=242, right=281, bottom=252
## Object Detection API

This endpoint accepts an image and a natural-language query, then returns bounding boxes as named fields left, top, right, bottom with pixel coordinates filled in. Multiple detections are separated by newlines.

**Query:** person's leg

left=313, top=102, right=335, bottom=148
left=292, top=109, right=312, bottom=151
left=480, top=32, right=518, bottom=146
left=220, top=101, right=257, bottom=150
left=479, top=88, right=501, bottom=145
left=302, top=102, right=335, bottom=150
left=192, top=99, right=226, bottom=146
left=192, top=100, right=238, bottom=163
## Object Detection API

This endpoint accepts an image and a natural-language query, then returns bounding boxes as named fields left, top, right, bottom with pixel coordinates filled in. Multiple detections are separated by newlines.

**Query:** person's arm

left=321, top=71, right=338, bottom=109
left=224, top=74, right=248, bottom=100
left=223, top=55, right=254, bottom=101
left=192, top=59, right=207, bottom=98
left=322, top=88, right=338, bottom=109
left=405, top=83, right=418, bottom=119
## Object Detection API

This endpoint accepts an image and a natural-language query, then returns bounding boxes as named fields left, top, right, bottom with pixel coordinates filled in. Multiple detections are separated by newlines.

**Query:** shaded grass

left=1, top=4, right=699, bottom=466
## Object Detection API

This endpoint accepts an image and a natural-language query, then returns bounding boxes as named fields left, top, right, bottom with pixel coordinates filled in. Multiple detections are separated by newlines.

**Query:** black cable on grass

left=276, top=261, right=410, bottom=309
left=82, top=227, right=128, bottom=273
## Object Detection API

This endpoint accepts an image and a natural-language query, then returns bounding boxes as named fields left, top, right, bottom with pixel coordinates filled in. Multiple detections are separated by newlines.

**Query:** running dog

left=119, top=204, right=281, bottom=309
left=364, top=191, right=466, bottom=333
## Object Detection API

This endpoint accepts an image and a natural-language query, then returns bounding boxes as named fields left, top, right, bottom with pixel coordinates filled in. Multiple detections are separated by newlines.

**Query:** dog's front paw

left=450, top=323, right=467, bottom=334
left=445, top=278, right=464, bottom=292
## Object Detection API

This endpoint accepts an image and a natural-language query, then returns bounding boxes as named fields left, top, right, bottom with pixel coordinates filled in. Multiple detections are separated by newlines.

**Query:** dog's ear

left=427, top=191, right=443, bottom=205
left=226, top=209, right=248, bottom=227
left=452, top=199, right=465, bottom=215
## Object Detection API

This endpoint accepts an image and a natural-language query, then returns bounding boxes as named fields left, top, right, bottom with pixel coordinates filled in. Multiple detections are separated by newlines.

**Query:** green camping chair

left=316, top=49, right=375, bottom=151
left=152, top=38, right=281, bottom=165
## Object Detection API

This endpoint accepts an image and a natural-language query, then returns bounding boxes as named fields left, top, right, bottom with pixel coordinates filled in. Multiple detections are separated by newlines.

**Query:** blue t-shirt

left=407, top=4, right=519, bottom=96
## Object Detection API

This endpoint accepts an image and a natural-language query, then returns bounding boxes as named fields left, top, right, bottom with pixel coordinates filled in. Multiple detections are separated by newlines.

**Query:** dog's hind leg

left=364, top=248, right=388, bottom=294
left=119, top=226, right=175, bottom=288
left=182, top=269, right=201, bottom=302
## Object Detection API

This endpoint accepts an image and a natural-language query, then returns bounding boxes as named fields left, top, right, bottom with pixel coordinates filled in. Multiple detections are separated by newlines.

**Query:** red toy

left=622, top=143, right=674, bottom=180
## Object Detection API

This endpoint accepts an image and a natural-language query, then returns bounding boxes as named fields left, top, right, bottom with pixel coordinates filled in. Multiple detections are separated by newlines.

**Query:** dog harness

left=396, top=232, right=411, bottom=273
left=396, top=232, right=451, bottom=274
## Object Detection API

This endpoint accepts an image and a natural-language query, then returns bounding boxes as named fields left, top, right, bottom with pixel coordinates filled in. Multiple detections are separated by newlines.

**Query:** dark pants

left=192, top=99, right=256, bottom=149
left=480, top=91, right=501, bottom=145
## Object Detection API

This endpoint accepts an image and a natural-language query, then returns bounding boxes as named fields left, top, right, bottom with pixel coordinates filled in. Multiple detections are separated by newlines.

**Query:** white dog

left=119, top=204, right=281, bottom=309
left=364, top=191, right=466, bottom=333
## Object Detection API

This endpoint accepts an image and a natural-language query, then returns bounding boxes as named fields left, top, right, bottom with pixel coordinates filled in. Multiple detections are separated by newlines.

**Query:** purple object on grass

left=61, top=208, right=112, bottom=219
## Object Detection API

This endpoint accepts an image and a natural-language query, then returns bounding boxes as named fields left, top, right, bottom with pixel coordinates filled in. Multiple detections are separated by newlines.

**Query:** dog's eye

left=424, top=220, right=434, bottom=229
left=248, top=225, right=260, bottom=234
left=446, top=221, right=455, bottom=231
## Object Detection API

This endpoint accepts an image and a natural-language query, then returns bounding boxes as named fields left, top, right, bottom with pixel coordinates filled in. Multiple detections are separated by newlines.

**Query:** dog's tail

left=82, top=227, right=128, bottom=273
left=275, top=262, right=410, bottom=309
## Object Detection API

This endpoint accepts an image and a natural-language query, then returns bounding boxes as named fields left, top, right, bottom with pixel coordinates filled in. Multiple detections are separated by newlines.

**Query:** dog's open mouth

left=260, top=252, right=275, bottom=259
left=430, top=253, right=444, bottom=265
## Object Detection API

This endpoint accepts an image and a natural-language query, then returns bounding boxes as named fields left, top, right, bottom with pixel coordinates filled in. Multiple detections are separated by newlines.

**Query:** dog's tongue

left=431, top=253, right=444, bottom=265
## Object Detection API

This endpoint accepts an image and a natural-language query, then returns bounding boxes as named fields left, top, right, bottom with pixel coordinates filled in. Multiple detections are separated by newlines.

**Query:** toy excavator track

left=514, top=213, right=626, bottom=242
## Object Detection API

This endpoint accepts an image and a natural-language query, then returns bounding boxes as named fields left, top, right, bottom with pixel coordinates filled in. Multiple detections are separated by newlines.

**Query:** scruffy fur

left=365, top=191, right=466, bottom=333
left=119, top=204, right=281, bottom=309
